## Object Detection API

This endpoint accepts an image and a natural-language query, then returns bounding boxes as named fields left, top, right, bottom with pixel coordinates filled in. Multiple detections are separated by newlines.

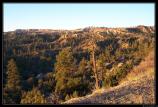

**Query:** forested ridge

left=3, top=25, right=155, bottom=104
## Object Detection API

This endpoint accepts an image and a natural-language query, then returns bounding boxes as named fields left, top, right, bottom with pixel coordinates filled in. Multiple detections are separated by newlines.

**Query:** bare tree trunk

left=100, top=68, right=103, bottom=88
left=92, top=45, right=99, bottom=89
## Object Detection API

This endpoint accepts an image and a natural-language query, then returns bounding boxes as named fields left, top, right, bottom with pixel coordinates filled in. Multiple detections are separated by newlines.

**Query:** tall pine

left=4, top=59, right=21, bottom=104
left=6, top=59, right=21, bottom=90
left=55, top=47, right=78, bottom=99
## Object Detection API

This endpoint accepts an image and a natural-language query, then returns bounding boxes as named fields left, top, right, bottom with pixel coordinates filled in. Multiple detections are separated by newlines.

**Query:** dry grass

left=63, top=50, right=155, bottom=104
left=120, top=51, right=155, bottom=84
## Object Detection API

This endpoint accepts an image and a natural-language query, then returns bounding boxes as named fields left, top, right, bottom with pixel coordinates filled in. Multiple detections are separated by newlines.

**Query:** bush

left=20, top=87, right=46, bottom=104
left=72, top=91, right=78, bottom=98
left=65, top=94, right=70, bottom=101
left=110, top=75, right=118, bottom=86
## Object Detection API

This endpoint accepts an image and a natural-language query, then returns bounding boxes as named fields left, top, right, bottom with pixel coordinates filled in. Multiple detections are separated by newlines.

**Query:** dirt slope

left=63, top=51, right=155, bottom=104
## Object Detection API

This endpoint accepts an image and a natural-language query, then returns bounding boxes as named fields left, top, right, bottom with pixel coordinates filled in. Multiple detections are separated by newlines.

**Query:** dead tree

left=90, top=29, right=100, bottom=90
left=91, top=43, right=99, bottom=89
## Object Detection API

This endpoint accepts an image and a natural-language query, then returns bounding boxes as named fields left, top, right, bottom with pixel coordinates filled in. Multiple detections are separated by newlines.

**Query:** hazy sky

left=3, top=3, right=155, bottom=32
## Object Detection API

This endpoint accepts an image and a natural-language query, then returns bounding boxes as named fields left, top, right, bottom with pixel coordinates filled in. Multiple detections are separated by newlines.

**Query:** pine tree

left=78, top=58, right=92, bottom=84
left=78, top=58, right=87, bottom=75
left=5, top=59, right=21, bottom=90
left=55, top=47, right=76, bottom=74
left=20, top=87, right=46, bottom=104
left=55, top=47, right=78, bottom=98
left=4, top=59, right=21, bottom=104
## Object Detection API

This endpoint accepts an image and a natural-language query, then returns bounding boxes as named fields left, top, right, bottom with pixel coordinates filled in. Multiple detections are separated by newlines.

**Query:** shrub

left=65, top=94, right=70, bottom=101
left=20, top=87, right=46, bottom=104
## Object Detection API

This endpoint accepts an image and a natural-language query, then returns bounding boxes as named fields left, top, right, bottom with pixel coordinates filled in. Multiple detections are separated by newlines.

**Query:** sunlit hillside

left=3, top=26, right=155, bottom=104
left=63, top=50, right=155, bottom=104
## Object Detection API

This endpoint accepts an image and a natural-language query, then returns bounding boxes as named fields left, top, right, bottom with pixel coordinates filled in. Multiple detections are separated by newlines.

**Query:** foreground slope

left=63, top=51, right=155, bottom=104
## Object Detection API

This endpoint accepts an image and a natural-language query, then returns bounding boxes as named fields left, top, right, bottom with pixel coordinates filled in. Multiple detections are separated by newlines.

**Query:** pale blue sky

left=3, top=3, right=155, bottom=32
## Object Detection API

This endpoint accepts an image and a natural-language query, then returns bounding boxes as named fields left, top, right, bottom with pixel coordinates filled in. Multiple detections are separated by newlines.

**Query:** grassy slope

left=63, top=50, right=155, bottom=104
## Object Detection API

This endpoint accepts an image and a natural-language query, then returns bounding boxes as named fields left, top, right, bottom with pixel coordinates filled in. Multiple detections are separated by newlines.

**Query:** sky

left=3, top=3, right=155, bottom=32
